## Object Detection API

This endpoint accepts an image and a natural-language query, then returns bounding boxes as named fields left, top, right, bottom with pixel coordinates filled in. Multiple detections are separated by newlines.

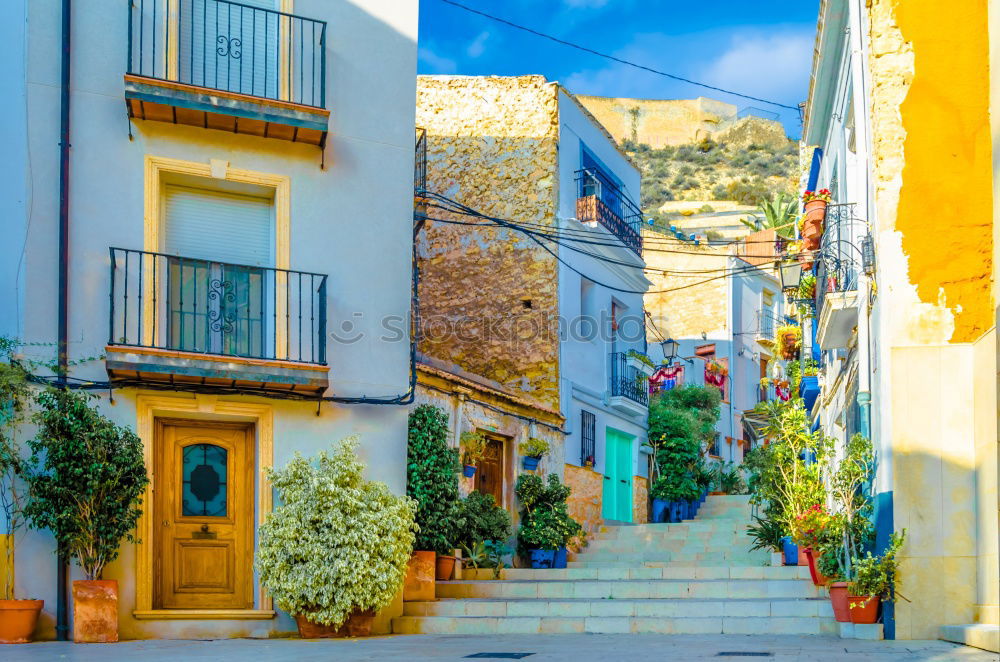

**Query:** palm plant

left=741, top=193, right=799, bottom=239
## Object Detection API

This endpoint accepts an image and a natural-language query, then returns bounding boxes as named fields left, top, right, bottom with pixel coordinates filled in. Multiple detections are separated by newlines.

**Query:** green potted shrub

left=457, top=492, right=512, bottom=580
left=25, top=388, right=148, bottom=643
left=406, top=405, right=464, bottom=582
left=848, top=531, right=906, bottom=624
left=518, top=437, right=549, bottom=471
left=0, top=344, right=43, bottom=644
left=256, top=438, right=416, bottom=638
left=459, top=431, right=487, bottom=478
left=515, top=474, right=581, bottom=569
left=746, top=515, right=786, bottom=567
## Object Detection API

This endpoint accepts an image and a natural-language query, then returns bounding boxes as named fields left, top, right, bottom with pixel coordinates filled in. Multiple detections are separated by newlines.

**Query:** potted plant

left=257, top=438, right=417, bottom=638
left=626, top=350, right=656, bottom=375
left=774, top=325, right=802, bottom=360
left=798, top=273, right=817, bottom=300
left=406, top=405, right=465, bottom=586
left=24, top=388, right=148, bottom=643
left=848, top=531, right=906, bottom=624
left=0, top=344, right=43, bottom=644
left=800, top=189, right=831, bottom=248
left=459, top=430, right=487, bottom=478
left=746, top=515, right=786, bottom=567
left=515, top=474, right=581, bottom=569
left=461, top=540, right=512, bottom=581
left=455, top=492, right=512, bottom=559
left=791, top=504, right=838, bottom=586
left=519, top=437, right=549, bottom=471
left=817, top=541, right=850, bottom=622
left=583, top=455, right=594, bottom=469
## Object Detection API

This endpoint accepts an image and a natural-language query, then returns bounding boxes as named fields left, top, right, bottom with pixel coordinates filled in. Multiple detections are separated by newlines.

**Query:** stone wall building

left=415, top=75, right=651, bottom=540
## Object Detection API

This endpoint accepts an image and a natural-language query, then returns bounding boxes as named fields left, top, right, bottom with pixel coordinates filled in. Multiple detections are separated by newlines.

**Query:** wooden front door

left=474, top=436, right=505, bottom=507
left=154, top=420, right=254, bottom=610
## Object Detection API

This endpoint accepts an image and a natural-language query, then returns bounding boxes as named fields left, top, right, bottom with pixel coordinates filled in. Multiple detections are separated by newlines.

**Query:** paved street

left=3, top=635, right=995, bottom=661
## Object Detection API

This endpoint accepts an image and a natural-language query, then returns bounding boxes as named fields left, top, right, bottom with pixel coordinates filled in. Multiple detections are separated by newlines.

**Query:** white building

left=1, top=0, right=419, bottom=639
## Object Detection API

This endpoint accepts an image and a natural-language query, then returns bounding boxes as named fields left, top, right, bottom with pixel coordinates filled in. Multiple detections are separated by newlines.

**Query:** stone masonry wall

left=565, top=464, right=603, bottom=552
left=416, top=76, right=562, bottom=409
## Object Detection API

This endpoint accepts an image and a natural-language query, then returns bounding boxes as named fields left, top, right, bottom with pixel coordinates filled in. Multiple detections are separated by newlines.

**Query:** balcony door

left=163, top=184, right=274, bottom=358
left=176, top=0, right=282, bottom=98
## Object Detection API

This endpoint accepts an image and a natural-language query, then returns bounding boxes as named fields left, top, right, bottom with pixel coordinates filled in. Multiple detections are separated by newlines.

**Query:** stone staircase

left=393, top=495, right=837, bottom=635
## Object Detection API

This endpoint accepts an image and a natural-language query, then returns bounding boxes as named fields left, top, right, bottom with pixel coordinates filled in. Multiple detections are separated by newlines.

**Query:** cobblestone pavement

left=3, top=634, right=996, bottom=661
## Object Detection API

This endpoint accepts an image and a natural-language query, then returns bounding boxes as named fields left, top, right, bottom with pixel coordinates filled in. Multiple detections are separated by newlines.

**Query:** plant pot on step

left=0, top=599, right=44, bottom=644
left=72, top=580, right=118, bottom=643
left=529, top=549, right=556, bottom=569
left=435, top=553, right=457, bottom=581
left=522, top=456, right=541, bottom=471
left=803, top=548, right=829, bottom=586
left=651, top=498, right=670, bottom=523
left=294, top=610, right=376, bottom=638
left=554, top=547, right=568, bottom=569
left=829, top=582, right=851, bottom=623
left=403, top=550, right=436, bottom=601
left=781, top=536, right=798, bottom=566
left=462, top=465, right=476, bottom=478
left=770, top=551, right=785, bottom=567
left=797, top=545, right=808, bottom=566
left=848, top=594, right=880, bottom=624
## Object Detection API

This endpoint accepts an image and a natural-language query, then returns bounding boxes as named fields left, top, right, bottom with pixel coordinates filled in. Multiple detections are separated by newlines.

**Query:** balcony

left=755, top=309, right=782, bottom=347
left=105, top=247, right=329, bottom=395
left=575, top=169, right=643, bottom=256
left=815, top=203, right=863, bottom=350
left=125, top=0, right=328, bottom=145
left=608, top=351, right=649, bottom=416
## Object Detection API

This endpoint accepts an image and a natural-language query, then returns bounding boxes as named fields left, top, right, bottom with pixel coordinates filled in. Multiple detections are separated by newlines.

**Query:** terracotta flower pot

left=829, top=582, right=851, bottom=623
left=797, top=252, right=814, bottom=271
left=797, top=546, right=808, bottom=566
left=803, top=199, right=828, bottom=223
left=72, top=579, right=118, bottom=643
left=435, top=554, right=457, bottom=581
left=403, top=550, right=436, bottom=601
left=0, top=599, right=44, bottom=644
left=294, top=610, right=375, bottom=638
left=848, top=593, right=880, bottom=624
left=803, top=548, right=830, bottom=586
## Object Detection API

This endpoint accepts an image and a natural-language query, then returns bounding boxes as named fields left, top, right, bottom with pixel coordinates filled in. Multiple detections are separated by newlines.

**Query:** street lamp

left=778, top=260, right=803, bottom=293
left=660, top=338, right=680, bottom=365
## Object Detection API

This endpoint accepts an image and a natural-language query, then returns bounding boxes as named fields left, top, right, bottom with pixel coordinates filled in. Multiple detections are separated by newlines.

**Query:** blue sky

left=417, top=0, right=820, bottom=138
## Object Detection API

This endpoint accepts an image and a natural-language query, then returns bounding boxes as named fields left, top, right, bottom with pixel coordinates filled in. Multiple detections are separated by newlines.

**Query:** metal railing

left=580, top=410, right=596, bottom=466
left=127, top=0, right=327, bottom=108
left=575, top=169, right=643, bottom=255
left=815, top=203, right=863, bottom=314
left=609, top=352, right=649, bottom=407
left=757, top=309, right=780, bottom=338
left=414, top=127, right=427, bottom=216
left=109, top=247, right=328, bottom=364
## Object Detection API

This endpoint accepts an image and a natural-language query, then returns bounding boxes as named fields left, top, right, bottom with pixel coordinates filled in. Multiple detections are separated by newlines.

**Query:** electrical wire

left=438, top=0, right=802, bottom=115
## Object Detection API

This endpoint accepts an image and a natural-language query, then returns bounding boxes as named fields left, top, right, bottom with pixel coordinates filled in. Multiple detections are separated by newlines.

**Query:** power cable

left=438, top=0, right=802, bottom=115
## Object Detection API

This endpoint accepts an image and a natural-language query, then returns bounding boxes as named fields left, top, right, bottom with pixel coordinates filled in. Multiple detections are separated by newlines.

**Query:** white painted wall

left=7, top=0, right=418, bottom=638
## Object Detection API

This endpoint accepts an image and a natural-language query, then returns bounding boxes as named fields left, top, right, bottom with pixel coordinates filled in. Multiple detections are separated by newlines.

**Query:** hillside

left=622, top=137, right=800, bottom=226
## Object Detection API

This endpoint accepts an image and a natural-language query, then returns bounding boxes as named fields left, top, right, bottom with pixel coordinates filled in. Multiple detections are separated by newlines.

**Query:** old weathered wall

left=575, top=95, right=786, bottom=148
left=632, top=475, right=649, bottom=524
left=643, top=229, right=730, bottom=340
left=416, top=76, right=562, bottom=409
left=565, top=464, right=604, bottom=551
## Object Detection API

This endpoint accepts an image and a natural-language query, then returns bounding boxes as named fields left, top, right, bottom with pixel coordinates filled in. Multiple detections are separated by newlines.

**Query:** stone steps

left=435, top=579, right=822, bottom=600
left=570, top=551, right=770, bottom=565
left=462, top=566, right=811, bottom=581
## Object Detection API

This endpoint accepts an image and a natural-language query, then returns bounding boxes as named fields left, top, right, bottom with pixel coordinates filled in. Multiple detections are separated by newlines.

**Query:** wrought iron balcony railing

left=609, top=352, right=649, bottom=407
left=815, top=203, right=863, bottom=313
left=109, top=247, right=328, bottom=364
left=127, top=0, right=327, bottom=108
left=575, top=169, right=643, bottom=255
left=757, top=309, right=779, bottom=339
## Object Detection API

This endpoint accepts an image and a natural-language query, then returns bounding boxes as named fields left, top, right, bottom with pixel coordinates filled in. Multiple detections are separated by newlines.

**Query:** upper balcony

left=105, top=247, right=329, bottom=395
left=575, top=169, right=643, bottom=256
left=755, top=309, right=782, bottom=347
left=608, top=351, right=650, bottom=416
left=815, top=203, right=864, bottom=350
left=125, top=0, right=329, bottom=146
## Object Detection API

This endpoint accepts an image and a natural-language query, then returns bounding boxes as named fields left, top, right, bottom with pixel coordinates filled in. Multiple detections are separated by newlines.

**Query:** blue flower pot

left=781, top=536, right=798, bottom=565
left=651, top=498, right=670, bottom=523
left=554, top=547, right=568, bottom=568
left=529, top=549, right=556, bottom=569
left=462, top=465, right=476, bottom=478
left=522, top=456, right=540, bottom=471
left=668, top=501, right=682, bottom=523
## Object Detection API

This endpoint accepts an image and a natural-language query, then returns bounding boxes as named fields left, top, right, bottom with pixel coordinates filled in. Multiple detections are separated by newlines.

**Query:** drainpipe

left=55, top=0, right=72, bottom=642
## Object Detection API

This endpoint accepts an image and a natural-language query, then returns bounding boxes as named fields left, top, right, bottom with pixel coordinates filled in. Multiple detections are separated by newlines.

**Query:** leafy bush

left=646, top=386, right=721, bottom=503
left=0, top=339, right=31, bottom=599
left=256, top=438, right=417, bottom=628
left=407, top=404, right=463, bottom=554
left=849, top=531, right=906, bottom=603
left=456, top=491, right=512, bottom=551
left=518, top=437, right=550, bottom=459
left=747, top=515, right=785, bottom=552
left=25, top=388, right=148, bottom=580
left=515, top=474, right=582, bottom=556
left=460, top=430, right=487, bottom=466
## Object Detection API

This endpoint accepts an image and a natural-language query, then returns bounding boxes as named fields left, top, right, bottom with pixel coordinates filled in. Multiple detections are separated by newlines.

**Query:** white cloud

left=466, top=30, right=490, bottom=58
left=418, top=46, right=458, bottom=74
left=699, top=30, right=813, bottom=104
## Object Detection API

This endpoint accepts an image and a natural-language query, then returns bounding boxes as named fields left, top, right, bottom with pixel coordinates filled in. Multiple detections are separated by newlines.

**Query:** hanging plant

left=802, top=189, right=832, bottom=204
left=704, top=360, right=727, bottom=387
left=774, top=325, right=802, bottom=360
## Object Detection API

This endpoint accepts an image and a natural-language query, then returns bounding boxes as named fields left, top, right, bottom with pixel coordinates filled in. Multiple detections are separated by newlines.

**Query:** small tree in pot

left=25, top=388, right=148, bottom=643
left=256, top=438, right=417, bottom=637
left=0, top=342, right=43, bottom=644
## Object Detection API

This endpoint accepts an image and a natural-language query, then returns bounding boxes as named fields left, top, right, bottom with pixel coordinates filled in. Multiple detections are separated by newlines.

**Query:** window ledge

left=132, top=609, right=276, bottom=621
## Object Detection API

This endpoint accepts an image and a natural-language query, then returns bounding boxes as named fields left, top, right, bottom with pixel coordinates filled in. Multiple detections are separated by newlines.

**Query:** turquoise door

left=601, top=428, right=634, bottom=522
